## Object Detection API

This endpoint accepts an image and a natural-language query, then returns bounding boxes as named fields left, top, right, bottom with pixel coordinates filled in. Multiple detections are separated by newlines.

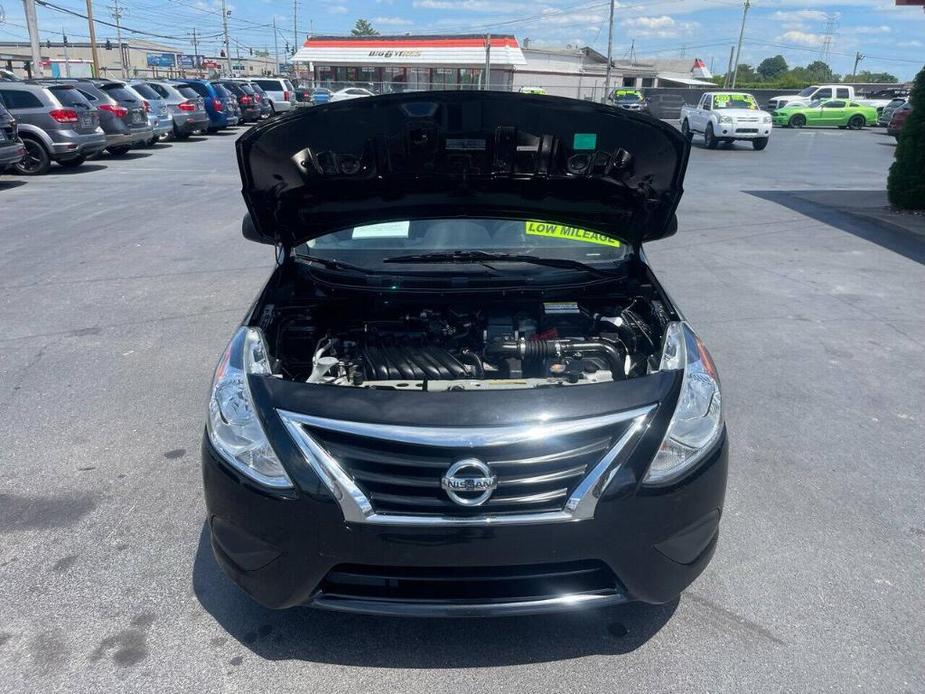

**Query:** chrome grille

left=309, top=427, right=615, bottom=515
left=278, top=406, right=654, bottom=525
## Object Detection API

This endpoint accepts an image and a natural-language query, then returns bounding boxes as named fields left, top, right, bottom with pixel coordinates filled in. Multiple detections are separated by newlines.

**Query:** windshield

left=798, top=86, right=817, bottom=97
left=713, top=93, right=757, bottom=109
left=296, top=218, right=628, bottom=273
left=176, top=86, right=198, bottom=99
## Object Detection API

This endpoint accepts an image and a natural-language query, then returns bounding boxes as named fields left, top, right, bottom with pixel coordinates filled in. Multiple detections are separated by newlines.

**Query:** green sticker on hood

left=573, top=133, right=597, bottom=150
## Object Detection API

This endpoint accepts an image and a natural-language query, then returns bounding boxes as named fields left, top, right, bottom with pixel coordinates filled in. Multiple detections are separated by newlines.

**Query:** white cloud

left=538, top=10, right=605, bottom=26
left=623, top=15, right=675, bottom=30
left=772, top=10, right=828, bottom=22
left=327, top=4, right=349, bottom=14
left=850, top=25, right=891, bottom=34
left=412, top=0, right=536, bottom=11
left=621, top=15, right=697, bottom=38
left=897, top=40, right=923, bottom=47
left=372, top=15, right=414, bottom=25
left=777, top=30, right=827, bottom=46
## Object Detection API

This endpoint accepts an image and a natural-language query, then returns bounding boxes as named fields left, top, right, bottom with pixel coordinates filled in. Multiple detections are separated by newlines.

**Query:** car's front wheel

left=789, top=114, right=806, bottom=128
left=14, top=137, right=50, bottom=175
left=848, top=115, right=865, bottom=130
left=752, top=137, right=768, bottom=151
left=681, top=119, right=693, bottom=142
left=704, top=124, right=718, bottom=149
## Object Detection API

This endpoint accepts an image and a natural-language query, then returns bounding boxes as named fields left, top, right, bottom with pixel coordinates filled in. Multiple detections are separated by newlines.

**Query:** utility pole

left=189, top=27, right=199, bottom=76
left=603, top=0, right=615, bottom=103
left=483, top=33, right=491, bottom=90
left=723, top=45, right=734, bottom=87
left=62, top=28, right=70, bottom=77
left=111, top=0, right=127, bottom=78
left=220, top=0, right=232, bottom=76
left=292, top=0, right=298, bottom=57
left=85, top=0, right=101, bottom=77
left=730, top=0, right=750, bottom=89
left=851, top=51, right=864, bottom=80
left=22, top=0, right=44, bottom=77
left=272, top=16, right=280, bottom=75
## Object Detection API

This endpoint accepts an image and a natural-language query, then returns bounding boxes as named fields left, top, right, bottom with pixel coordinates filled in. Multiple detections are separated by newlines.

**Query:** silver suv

left=0, top=82, right=106, bottom=174
left=242, top=78, right=295, bottom=114
left=139, top=81, right=210, bottom=139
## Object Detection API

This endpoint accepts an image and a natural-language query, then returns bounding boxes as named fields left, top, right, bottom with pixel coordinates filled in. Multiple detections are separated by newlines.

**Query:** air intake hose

left=485, top=338, right=624, bottom=374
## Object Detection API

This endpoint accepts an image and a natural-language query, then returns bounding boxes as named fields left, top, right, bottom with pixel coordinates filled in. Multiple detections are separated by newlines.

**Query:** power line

left=34, top=0, right=203, bottom=41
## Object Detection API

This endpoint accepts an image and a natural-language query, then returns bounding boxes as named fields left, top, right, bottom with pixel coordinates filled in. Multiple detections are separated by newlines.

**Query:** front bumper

left=202, top=426, right=728, bottom=615
left=717, top=123, right=772, bottom=138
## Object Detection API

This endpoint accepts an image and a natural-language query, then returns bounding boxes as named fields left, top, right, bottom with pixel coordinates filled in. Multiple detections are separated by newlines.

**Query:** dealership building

left=290, top=34, right=716, bottom=98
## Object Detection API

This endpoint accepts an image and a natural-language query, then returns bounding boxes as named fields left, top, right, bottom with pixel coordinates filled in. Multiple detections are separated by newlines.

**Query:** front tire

left=681, top=119, right=693, bottom=142
left=704, top=124, right=718, bottom=149
left=848, top=115, right=865, bottom=130
left=14, top=138, right=50, bottom=175
left=789, top=114, right=806, bottom=128
left=752, top=137, right=768, bottom=151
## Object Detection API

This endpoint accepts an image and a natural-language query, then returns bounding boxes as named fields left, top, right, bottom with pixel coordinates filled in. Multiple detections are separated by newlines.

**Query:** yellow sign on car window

left=525, top=221, right=621, bottom=248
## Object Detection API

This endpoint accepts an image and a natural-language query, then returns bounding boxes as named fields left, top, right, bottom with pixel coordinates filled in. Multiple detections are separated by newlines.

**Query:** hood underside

left=236, top=91, right=689, bottom=249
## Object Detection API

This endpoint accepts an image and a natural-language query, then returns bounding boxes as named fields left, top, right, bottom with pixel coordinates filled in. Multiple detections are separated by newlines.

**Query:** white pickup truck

left=767, top=85, right=908, bottom=115
left=680, top=92, right=773, bottom=150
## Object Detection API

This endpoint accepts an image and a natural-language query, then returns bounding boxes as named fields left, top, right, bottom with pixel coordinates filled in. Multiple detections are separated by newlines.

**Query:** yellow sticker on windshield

left=525, top=221, right=621, bottom=247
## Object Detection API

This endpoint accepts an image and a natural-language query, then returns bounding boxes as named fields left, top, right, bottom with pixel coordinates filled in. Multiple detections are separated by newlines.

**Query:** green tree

left=757, top=55, right=788, bottom=81
left=731, top=63, right=759, bottom=84
left=804, top=60, right=837, bottom=82
left=887, top=64, right=925, bottom=209
left=853, top=70, right=899, bottom=83
left=351, top=19, right=379, bottom=36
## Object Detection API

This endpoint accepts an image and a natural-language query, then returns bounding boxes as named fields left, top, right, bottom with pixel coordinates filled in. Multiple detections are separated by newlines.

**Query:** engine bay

left=262, top=294, right=672, bottom=391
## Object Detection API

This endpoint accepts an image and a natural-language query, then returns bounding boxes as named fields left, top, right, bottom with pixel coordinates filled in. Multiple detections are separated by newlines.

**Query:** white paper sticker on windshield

left=352, top=221, right=411, bottom=238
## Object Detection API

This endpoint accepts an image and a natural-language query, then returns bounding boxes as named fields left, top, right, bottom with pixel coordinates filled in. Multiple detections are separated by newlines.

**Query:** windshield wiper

left=383, top=251, right=620, bottom=277
left=293, top=254, right=366, bottom=273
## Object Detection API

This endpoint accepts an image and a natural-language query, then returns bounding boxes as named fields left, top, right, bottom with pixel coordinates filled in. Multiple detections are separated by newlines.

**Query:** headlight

left=644, top=322, right=724, bottom=484
left=207, top=327, right=293, bottom=489
left=718, top=114, right=734, bottom=124
left=762, top=115, right=772, bottom=124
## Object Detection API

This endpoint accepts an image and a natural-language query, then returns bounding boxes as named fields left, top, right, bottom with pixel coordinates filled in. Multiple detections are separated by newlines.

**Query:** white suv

left=243, top=78, right=296, bottom=114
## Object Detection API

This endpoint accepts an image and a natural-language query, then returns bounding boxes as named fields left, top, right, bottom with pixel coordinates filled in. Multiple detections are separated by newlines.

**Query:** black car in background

left=202, top=92, right=728, bottom=616
left=216, top=81, right=261, bottom=123
left=0, top=95, right=27, bottom=170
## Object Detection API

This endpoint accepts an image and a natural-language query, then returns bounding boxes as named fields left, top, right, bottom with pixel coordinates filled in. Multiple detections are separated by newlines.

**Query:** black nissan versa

left=202, top=91, right=728, bottom=616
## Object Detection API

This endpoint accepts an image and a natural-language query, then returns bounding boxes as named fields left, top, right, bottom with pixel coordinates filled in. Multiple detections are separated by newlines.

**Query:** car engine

left=269, top=297, right=670, bottom=391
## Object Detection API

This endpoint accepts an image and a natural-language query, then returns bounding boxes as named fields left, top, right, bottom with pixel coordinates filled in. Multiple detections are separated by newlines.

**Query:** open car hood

left=236, top=91, right=689, bottom=249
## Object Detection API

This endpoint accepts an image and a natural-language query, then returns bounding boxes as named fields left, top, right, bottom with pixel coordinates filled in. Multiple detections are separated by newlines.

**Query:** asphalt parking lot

left=1, top=124, right=922, bottom=692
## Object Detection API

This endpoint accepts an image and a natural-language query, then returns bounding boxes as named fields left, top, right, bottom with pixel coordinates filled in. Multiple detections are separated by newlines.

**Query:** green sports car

left=772, top=99, right=878, bottom=129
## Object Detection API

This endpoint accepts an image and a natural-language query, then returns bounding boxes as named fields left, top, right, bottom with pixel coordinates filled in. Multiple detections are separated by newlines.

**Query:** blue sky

left=1, top=0, right=922, bottom=79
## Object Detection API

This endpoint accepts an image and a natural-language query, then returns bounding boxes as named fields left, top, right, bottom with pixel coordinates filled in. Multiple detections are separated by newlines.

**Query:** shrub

left=887, top=64, right=925, bottom=210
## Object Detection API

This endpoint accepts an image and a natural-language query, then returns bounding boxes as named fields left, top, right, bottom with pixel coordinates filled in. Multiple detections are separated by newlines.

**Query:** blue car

left=170, top=79, right=230, bottom=132
left=310, top=88, right=332, bottom=106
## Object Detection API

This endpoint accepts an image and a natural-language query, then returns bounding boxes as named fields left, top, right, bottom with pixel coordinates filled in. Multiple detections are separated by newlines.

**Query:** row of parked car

left=0, top=76, right=298, bottom=175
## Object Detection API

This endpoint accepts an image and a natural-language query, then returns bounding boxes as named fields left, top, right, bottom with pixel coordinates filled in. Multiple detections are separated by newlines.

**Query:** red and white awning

left=292, top=36, right=526, bottom=67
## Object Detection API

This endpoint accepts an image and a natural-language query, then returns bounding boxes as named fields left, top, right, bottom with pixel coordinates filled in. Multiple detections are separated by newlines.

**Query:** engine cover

left=362, top=345, right=473, bottom=380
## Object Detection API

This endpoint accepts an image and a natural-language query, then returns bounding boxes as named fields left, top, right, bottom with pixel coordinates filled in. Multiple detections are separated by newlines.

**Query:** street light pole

left=483, top=33, right=491, bottom=90
left=111, top=0, right=127, bottom=78
left=272, top=17, right=280, bottom=76
left=85, top=0, right=101, bottom=77
left=220, top=0, right=232, bottom=76
left=730, top=0, right=750, bottom=89
left=603, top=0, right=615, bottom=103
left=62, top=28, right=70, bottom=77
left=21, top=0, right=44, bottom=77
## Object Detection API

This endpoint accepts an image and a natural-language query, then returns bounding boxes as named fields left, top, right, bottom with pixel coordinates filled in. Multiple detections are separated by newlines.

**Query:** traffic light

left=220, top=49, right=226, bottom=57
left=105, top=39, right=112, bottom=50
